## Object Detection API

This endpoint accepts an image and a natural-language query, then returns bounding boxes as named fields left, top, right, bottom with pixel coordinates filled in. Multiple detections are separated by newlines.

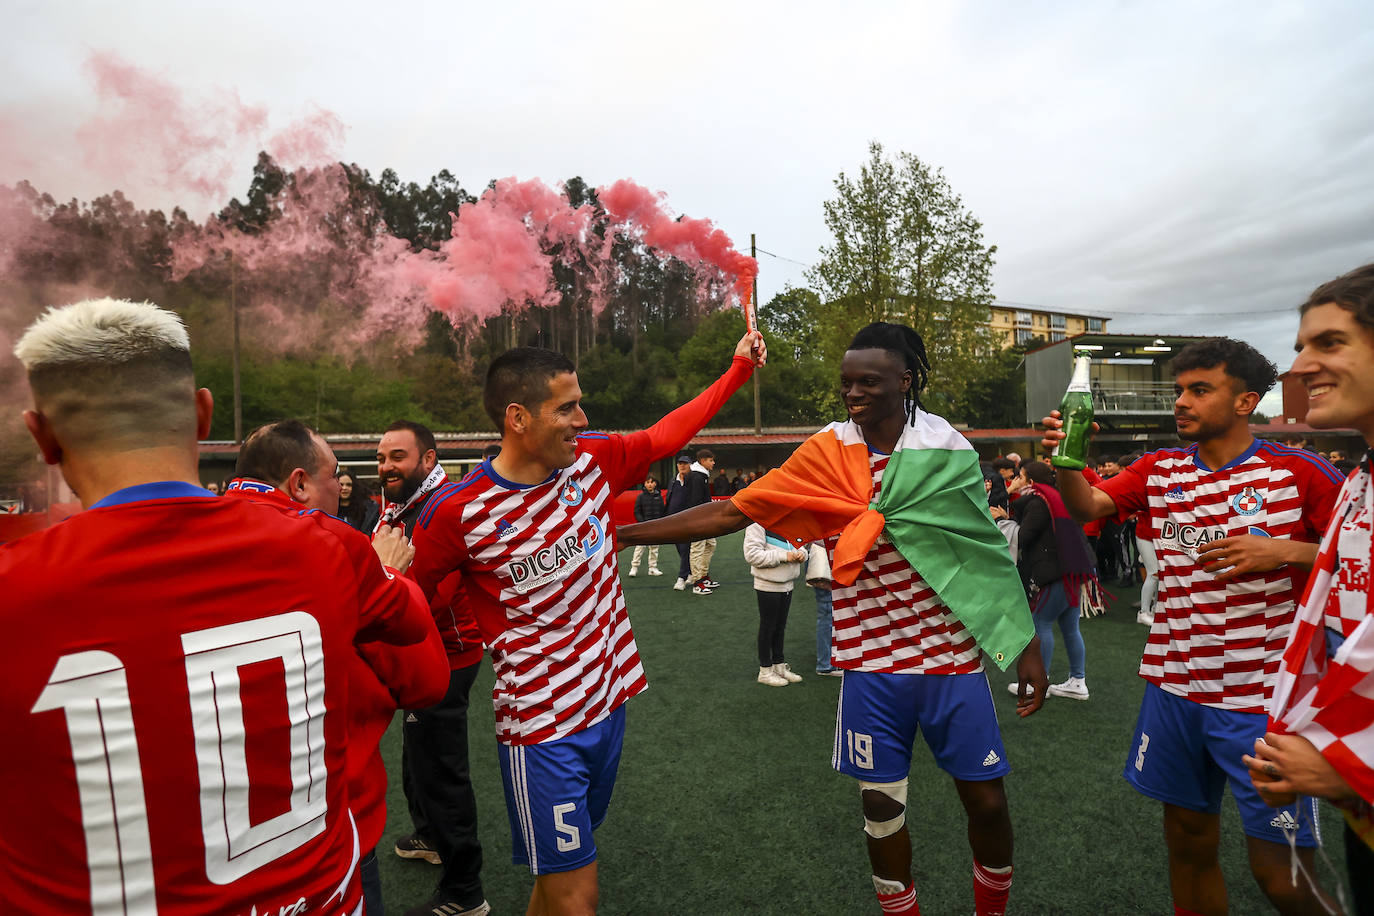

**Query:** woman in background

left=743, top=523, right=806, bottom=686
left=337, top=471, right=380, bottom=534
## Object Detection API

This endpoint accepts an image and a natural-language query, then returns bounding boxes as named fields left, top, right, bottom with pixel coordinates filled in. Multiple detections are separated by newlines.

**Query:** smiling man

left=1246, top=263, right=1374, bottom=913
left=619, top=321, right=1046, bottom=916
left=1042, top=337, right=1344, bottom=916
left=407, top=332, right=764, bottom=916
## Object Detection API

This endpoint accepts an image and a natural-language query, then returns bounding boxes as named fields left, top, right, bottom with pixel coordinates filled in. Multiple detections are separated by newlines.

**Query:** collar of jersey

left=90, top=480, right=215, bottom=509
left=481, top=457, right=561, bottom=491
left=1192, top=437, right=1261, bottom=474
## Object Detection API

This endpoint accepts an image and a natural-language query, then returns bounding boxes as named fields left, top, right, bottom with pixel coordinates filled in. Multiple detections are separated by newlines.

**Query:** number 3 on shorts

left=1135, top=733, right=1150, bottom=772
left=552, top=803, right=581, bottom=852
left=847, top=730, right=875, bottom=770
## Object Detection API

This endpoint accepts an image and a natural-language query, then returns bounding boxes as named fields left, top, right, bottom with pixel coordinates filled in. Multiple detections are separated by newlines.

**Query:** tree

left=807, top=142, right=999, bottom=412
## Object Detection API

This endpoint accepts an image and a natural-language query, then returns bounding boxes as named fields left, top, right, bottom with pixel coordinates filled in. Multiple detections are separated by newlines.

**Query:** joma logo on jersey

left=1159, top=519, right=1226, bottom=551
left=507, top=516, right=606, bottom=594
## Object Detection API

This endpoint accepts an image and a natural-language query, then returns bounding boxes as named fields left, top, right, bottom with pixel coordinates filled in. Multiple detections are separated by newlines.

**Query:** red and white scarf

left=1269, top=455, right=1374, bottom=803
left=377, top=464, right=448, bottom=529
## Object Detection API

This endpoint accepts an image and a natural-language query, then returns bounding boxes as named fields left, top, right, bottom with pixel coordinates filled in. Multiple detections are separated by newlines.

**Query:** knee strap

left=859, top=778, right=909, bottom=839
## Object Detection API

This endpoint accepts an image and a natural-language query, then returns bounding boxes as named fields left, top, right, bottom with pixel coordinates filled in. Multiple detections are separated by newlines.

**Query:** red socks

left=874, top=879, right=920, bottom=916
left=1174, top=908, right=1209, bottom=916
left=973, top=860, right=1013, bottom=916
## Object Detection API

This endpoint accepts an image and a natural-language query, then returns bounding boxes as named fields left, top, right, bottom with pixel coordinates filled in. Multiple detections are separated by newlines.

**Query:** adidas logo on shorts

left=982, top=750, right=1001, bottom=767
left=405, top=712, right=419, bottom=724
left=1269, top=810, right=1298, bottom=831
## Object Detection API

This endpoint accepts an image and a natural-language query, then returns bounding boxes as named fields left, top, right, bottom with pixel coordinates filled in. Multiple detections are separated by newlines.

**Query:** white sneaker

left=1136, top=609, right=1153, bottom=625
left=1006, top=681, right=1023, bottom=696
left=648, top=568, right=663, bottom=576
left=773, top=663, right=802, bottom=683
left=673, top=578, right=687, bottom=591
left=757, top=666, right=788, bottom=687
left=1047, top=677, right=1089, bottom=700
left=627, top=568, right=638, bottom=577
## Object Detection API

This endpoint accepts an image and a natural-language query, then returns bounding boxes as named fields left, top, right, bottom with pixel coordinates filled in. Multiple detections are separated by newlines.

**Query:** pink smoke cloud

left=75, top=51, right=345, bottom=211
left=598, top=179, right=759, bottom=312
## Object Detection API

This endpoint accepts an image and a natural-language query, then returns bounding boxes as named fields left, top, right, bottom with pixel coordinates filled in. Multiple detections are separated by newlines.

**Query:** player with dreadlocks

left=620, top=321, right=1046, bottom=916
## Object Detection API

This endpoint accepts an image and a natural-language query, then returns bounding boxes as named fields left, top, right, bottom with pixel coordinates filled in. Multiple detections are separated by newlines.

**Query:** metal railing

left=1091, top=381, right=1175, bottom=414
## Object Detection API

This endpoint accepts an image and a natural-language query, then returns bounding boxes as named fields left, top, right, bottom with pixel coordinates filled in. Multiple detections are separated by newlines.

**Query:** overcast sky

left=4, top=0, right=1373, bottom=409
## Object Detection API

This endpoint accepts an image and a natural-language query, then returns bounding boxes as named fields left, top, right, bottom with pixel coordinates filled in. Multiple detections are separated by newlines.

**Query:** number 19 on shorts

left=846, top=730, right=875, bottom=770
left=1135, top=733, right=1150, bottom=772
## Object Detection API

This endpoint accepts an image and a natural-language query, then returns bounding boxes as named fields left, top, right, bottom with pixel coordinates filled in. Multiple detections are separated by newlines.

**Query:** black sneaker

left=403, top=899, right=491, bottom=916
left=394, top=833, right=442, bottom=865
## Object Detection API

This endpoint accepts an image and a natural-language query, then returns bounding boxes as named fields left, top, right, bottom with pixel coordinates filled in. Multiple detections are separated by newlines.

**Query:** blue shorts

left=1124, top=683, right=1319, bottom=846
left=833, top=670, right=1010, bottom=782
left=498, top=705, right=626, bottom=874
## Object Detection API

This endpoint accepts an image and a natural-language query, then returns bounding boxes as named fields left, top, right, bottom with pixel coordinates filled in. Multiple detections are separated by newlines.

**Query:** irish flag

left=733, top=415, right=1034, bottom=670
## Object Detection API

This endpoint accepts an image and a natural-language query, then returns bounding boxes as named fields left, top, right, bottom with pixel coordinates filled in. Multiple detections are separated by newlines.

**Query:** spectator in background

left=743, top=522, right=807, bottom=686
left=809, top=543, right=840, bottom=677
left=337, top=470, right=381, bottom=534
left=1006, top=461, right=1099, bottom=701
left=482, top=443, right=501, bottom=460
left=992, top=457, right=1017, bottom=487
left=732, top=467, right=747, bottom=492
left=204, top=480, right=220, bottom=495
left=686, top=448, right=720, bottom=595
left=628, top=475, right=665, bottom=577
left=713, top=467, right=732, bottom=496
left=666, top=454, right=697, bottom=590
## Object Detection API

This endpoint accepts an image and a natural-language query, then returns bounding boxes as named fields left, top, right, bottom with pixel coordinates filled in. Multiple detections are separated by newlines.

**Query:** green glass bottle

left=1051, top=353, right=1094, bottom=470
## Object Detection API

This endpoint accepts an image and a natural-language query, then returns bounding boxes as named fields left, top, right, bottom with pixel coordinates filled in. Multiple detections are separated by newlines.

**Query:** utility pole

left=230, top=252, right=242, bottom=444
left=751, top=233, right=761, bottom=435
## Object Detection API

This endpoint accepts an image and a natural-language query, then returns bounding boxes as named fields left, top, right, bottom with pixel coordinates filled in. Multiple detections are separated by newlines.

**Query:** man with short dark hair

left=618, top=321, right=1045, bottom=916
left=686, top=447, right=720, bottom=594
left=1, top=299, right=432, bottom=914
left=409, top=331, right=765, bottom=916
left=1042, top=336, right=1344, bottom=916
left=376, top=420, right=490, bottom=916
left=1246, top=263, right=1374, bottom=912
left=228, top=418, right=447, bottom=916
left=665, top=452, right=703, bottom=591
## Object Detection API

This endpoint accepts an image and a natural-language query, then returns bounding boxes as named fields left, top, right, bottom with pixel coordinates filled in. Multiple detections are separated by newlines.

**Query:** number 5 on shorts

left=1135, top=733, right=1150, bottom=772
left=552, top=803, right=581, bottom=852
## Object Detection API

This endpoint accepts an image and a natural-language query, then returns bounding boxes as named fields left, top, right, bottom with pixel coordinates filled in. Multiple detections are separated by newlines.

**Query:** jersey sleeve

left=1295, top=452, right=1346, bottom=539
left=409, top=494, right=471, bottom=605
left=323, top=516, right=434, bottom=646
left=355, top=577, right=450, bottom=709
left=1095, top=453, right=1152, bottom=519
left=601, top=355, right=754, bottom=491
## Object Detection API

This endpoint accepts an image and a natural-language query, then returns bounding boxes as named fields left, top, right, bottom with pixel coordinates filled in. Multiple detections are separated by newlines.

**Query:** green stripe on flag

left=877, top=445, right=1034, bottom=671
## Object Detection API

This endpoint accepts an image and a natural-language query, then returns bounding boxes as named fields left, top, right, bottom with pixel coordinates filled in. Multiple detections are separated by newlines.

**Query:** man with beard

left=618, top=322, right=1046, bottom=916
left=1042, top=337, right=1344, bottom=916
left=377, top=420, right=490, bottom=916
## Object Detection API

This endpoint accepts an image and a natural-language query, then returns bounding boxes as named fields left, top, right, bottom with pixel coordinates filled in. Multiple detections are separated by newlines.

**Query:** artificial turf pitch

left=378, top=531, right=1353, bottom=915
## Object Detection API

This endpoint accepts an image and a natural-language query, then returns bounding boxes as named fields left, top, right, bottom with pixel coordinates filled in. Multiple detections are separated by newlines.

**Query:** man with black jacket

left=376, top=419, right=490, bottom=916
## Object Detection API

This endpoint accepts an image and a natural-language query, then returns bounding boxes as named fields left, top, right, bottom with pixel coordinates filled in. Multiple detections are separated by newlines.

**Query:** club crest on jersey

left=1232, top=486, right=1264, bottom=516
left=495, top=518, right=521, bottom=541
left=507, top=515, right=606, bottom=594
left=558, top=479, right=585, bottom=507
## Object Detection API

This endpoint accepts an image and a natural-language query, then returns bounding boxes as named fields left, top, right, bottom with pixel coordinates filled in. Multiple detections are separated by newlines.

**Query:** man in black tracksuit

left=377, top=420, right=489, bottom=916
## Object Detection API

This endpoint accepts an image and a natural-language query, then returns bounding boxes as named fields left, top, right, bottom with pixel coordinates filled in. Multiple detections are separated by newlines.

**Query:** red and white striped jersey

left=408, top=356, right=755, bottom=746
left=1269, top=455, right=1374, bottom=802
left=827, top=452, right=982, bottom=675
left=1099, top=440, right=1343, bottom=713
left=410, top=435, right=646, bottom=746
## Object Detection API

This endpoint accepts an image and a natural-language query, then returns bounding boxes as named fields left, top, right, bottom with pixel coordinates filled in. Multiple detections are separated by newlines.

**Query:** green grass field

left=377, top=531, right=1353, bottom=915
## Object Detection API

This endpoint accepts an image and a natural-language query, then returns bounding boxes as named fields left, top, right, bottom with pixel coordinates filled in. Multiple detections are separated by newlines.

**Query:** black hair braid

left=848, top=321, right=931, bottom=425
